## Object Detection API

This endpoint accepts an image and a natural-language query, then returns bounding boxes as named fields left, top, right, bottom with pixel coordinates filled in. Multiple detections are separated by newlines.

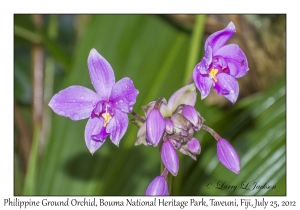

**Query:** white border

left=2, top=1, right=298, bottom=209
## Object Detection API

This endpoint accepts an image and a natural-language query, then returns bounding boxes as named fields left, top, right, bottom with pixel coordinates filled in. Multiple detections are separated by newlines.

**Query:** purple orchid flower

left=48, top=48, right=139, bottom=154
left=193, top=22, right=249, bottom=104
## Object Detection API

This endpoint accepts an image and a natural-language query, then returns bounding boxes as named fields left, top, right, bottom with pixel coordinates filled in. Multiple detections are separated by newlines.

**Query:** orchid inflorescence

left=49, top=22, right=248, bottom=195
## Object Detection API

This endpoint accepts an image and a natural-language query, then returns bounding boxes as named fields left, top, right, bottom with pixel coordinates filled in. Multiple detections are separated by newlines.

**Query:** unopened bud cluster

left=134, top=85, right=204, bottom=176
left=136, top=84, right=241, bottom=195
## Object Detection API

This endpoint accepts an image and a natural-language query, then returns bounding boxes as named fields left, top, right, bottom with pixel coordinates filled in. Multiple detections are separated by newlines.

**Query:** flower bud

left=161, top=140, right=179, bottom=176
left=146, top=109, right=166, bottom=146
left=217, top=138, right=240, bottom=174
left=145, top=176, right=169, bottom=196
left=187, top=138, right=201, bottom=154
left=182, top=105, right=202, bottom=131
left=171, top=113, right=189, bottom=131
left=165, top=118, right=174, bottom=134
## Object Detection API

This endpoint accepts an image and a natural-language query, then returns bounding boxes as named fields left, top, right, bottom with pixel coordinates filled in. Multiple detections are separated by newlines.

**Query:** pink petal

left=193, top=69, right=213, bottom=100
left=205, top=22, right=236, bottom=54
left=85, top=117, right=106, bottom=154
left=196, top=45, right=212, bottom=74
left=214, top=44, right=249, bottom=78
left=215, top=73, right=239, bottom=104
left=106, top=109, right=128, bottom=146
left=87, top=48, right=115, bottom=100
left=48, top=85, right=101, bottom=121
left=167, top=84, right=197, bottom=113
left=109, top=77, right=139, bottom=113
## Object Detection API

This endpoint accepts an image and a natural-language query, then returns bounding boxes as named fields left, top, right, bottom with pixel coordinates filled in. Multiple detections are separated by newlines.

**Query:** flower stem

left=186, top=74, right=194, bottom=85
left=154, top=98, right=164, bottom=109
left=202, top=125, right=222, bottom=141
left=130, top=110, right=145, bottom=123
left=160, top=163, right=172, bottom=194
left=161, top=167, right=168, bottom=178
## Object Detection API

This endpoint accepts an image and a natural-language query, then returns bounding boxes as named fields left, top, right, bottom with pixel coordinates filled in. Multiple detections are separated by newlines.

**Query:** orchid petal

left=205, top=22, right=236, bottom=54
left=161, top=140, right=179, bottom=176
left=217, top=138, right=240, bottom=174
left=196, top=45, right=212, bottom=74
left=193, top=69, right=213, bottom=100
left=215, top=73, right=239, bottom=104
left=48, top=85, right=101, bottom=121
left=215, top=44, right=249, bottom=78
left=145, top=176, right=169, bottom=196
left=106, top=109, right=128, bottom=146
left=109, top=77, right=139, bottom=113
left=87, top=48, right=115, bottom=100
left=167, top=84, right=197, bottom=113
left=85, top=117, right=107, bottom=154
left=160, top=103, right=172, bottom=117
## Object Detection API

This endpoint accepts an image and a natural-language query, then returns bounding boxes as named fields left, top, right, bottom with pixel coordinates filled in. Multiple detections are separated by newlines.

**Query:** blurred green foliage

left=14, top=14, right=286, bottom=196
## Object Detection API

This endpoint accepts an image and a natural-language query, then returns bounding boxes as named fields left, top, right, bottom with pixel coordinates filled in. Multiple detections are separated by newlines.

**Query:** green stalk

left=184, top=15, right=206, bottom=84
left=22, top=126, right=39, bottom=195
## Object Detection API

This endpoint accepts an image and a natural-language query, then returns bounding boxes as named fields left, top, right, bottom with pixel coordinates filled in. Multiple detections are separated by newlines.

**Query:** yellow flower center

left=102, top=112, right=112, bottom=127
left=209, top=68, right=218, bottom=82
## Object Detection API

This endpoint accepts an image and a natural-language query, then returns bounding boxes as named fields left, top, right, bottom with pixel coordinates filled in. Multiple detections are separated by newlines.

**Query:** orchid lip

left=91, top=126, right=110, bottom=142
